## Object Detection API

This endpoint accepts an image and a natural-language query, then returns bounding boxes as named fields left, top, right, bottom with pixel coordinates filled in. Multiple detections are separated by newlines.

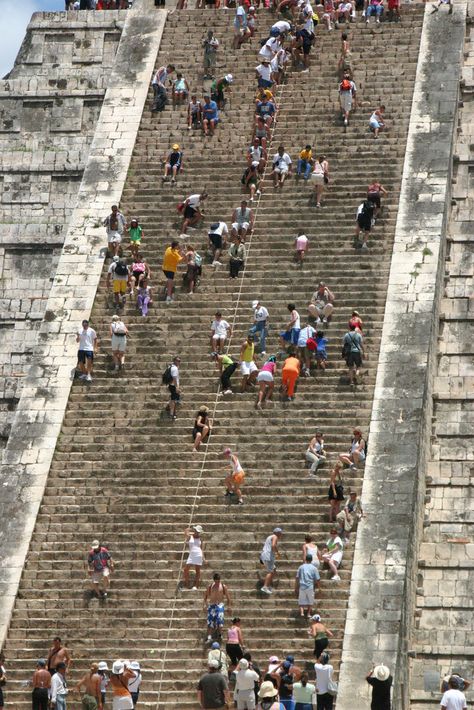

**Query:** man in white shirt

left=50, top=662, right=68, bottom=709
left=103, top=204, right=126, bottom=256
left=339, top=72, right=357, bottom=126
left=256, top=60, right=274, bottom=89
left=208, top=221, right=229, bottom=266
left=76, top=320, right=97, bottom=382
left=210, top=312, right=232, bottom=353
left=271, top=19, right=291, bottom=36
left=258, top=35, right=282, bottom=61
left=272, top=145, right=292, bottom=188
left=441, top=677, right=468, bottom=710
left=234, top=658, right=259, bottom=709
left=250, top=299, right=269, bottom=354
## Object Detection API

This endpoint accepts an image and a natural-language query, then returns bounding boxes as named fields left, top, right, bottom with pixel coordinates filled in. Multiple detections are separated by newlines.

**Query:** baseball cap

left=211, top=642, right=220, bottom=650
left=273, top=527, right=283, bottom=534
left=269, top=655, right=279, bottom=663
left=239, top=658, right=249, bottom=670
left=112, top=256, right=119, bottom=263
left=311, top=614, right=321, bottom=621
left=193, top=525, right=204, bottom=534
left=252, top=299, right=259, bottom=309
left=208, top=659, right=220, bottom=669
left=225, top=73, right=233, bottom=83
left=91, top=539, right=100, bottom=548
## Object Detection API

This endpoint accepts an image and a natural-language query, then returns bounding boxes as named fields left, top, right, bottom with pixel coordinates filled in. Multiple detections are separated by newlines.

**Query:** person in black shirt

left=366, top=664, right=392, bottom=710
left=279, top=660, right=294, bottom=705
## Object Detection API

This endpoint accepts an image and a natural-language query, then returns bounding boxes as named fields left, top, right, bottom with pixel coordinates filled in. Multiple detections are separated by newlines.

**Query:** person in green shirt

left=212, top=352, right=237, bottom=394
left=293, top=671, right=317, bottom=709
left=127, top=218, right=143, bottom=258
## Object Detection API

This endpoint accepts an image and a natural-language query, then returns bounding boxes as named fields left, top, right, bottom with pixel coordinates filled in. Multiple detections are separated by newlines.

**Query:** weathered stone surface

left=337, top=4, right=467, bottom=709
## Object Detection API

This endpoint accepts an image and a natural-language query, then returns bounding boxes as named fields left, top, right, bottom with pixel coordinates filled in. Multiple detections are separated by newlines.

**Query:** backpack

left=162, top=365, right=173, bottom=385
left=341, top=334, right=356, bottom=359
left=194, top=252, right=203, bottom=267
left=114, top=262, right=128, bottom=277
left=361, top=200, right=374, bottom=217
left=340, top=79, right=352, bottom=92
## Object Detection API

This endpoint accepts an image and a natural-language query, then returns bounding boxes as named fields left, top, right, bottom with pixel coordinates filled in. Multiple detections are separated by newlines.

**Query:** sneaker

left=256, top=401, right=262, bottom=410
left=256, top=189, right=261, bottom=196
left=322, top=317, right=328, bottom=324
left=166, top=296, right=173, bottom=304
left=331, top=575, right=341, bottom=581
left=316, top=317, right=322, bottom=324
left=79, top=373, right=87, bottom=380
left=366, top=18, right=369, bottom=23
left=316, top=202, right=321, bottom=208
left=101, top=591, right=108, bottom=598
left=223, top=389, right=233, bottom=395
left=376, top=18, right=380, bottom=23
left=207, top=635, right=212, bottom=642
left=261, top=351, right=266, bottom=355
left=212, top=260, right=223, bottom=266
left=224, top=491, right=231, bottom=497
left=361, top=243, right=369, bottom=251
left=349, top=463, right=357, bottom=470
left=308, top=473, right=318, bottom=478
left=86, top=374, right=92, bottom=382
left=191, top=586, right=198, bottom=591
left=238, top=498, right=244, bottom=505
left=261, top=586, right=273, bottom=595
left=344, top=118, right=348, bottom=126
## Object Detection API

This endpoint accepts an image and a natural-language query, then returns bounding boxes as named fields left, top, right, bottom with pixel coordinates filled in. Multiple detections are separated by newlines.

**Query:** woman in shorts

left=223, top=448, right=245, bottom=504
left=192, top=406, right=212, bottom=452
left=256, top=355, right=277, bottom=410
left=110, top=315, right=128, bottom=372
left=130, top=253, right=151, bottom=295
left=368, top=105, right=385, bottom=139
left=127, top=218, right=143, bottom=259
left=310, top=155, right=329, bottom=208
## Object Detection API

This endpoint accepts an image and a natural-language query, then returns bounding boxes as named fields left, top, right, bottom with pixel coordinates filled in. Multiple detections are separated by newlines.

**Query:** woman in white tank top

left=183, top=525, right=205, bottom=590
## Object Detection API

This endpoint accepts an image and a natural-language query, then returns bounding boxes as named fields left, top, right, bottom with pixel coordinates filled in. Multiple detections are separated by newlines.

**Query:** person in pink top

left=256, top=355, right=277, bottom=410
left=226, top=617, right=244, bottom=671
left=294, top=230, right=309, bottom=265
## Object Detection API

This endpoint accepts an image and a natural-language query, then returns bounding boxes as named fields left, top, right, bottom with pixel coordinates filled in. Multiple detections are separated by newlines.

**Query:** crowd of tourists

left=15, top=0, right=458, bottom=710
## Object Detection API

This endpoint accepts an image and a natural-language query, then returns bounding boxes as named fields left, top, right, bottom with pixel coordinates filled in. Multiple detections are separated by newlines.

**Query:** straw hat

left=373, top=664, right=390, bottom=682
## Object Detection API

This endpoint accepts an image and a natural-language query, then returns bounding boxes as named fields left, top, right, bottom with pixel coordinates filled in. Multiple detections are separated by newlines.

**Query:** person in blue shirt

left=202, top=95, right=219, bottom=137
left=294, top=554, right=320, bottom=617
left=255, top=95, right=276, bottom=128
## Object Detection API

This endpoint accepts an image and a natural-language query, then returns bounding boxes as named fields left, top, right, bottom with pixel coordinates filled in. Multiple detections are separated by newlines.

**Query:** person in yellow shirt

left=297, top=144, right=313, bottom=180
left=162, top=240, right=183, bottom=304
left=239, top=335, right=258, bottom=392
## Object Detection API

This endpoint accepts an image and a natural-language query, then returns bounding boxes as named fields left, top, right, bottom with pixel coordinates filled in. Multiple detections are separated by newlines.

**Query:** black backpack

left=115, top=262, right=128, bottom=277
left=162, top=365, right=173, bottom=385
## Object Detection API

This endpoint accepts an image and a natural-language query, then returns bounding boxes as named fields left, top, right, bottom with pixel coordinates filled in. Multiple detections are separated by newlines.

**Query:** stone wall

left=337, top=3, right=467, bottom=709
left=0, top=9, right=127, bottom=449
left=0, top=0, right=165, bottom=648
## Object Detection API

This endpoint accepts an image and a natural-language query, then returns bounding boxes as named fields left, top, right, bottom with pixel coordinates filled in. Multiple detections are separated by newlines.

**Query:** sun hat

left=252, top=299, right=259, bottom=309
left=91, top=539, right=100, bottom=548
left=273, top=527, right=283, bottom=534
left=225, top=73, right=233, bottom=83
left=98, top=661, right=109, bottom=671
left=208, top=659, right=220, bottom=669
left=259, top=680, right=278, bottom=698
left=211, top=642, right=220, bottom=650
left=198, top=405, right=209, bottom=413
left=374, top=664, right=390, bottom=682
left=239, top=658, right=249, bottom=670
left=269, top=655, right=279, bottom=663
left=193, top=525, right=204, bottom=534
left=172, top=143, right=180, bottom=150
left=112, top=660, right=125, bottom=675
left=129, top=661, right=141, bottom=671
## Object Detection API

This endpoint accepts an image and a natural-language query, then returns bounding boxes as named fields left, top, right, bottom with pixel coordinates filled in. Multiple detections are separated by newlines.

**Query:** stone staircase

left=2, top=7, right=424, bottom=708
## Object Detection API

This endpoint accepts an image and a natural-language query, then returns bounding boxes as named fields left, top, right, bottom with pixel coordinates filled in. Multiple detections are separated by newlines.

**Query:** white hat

left=91, top=539, right=100, bottom=548
left=374, top=664, right=390, bottom=682
left=129, top=661, right=141, bottom=671
left=112, top=660, right=124, bottom=675
left=311, top=614, right=321, bottom=621
left=238, top=658, right=249, bottom=670
left=112, top=256, right=119, bottom=262
left=208, top=659, right=220, bottom=669
left=193, top=525, right=204, bottom=534
left=259, top=680, right=278, bottom=698
left=225, top=73, right=233, bottom=83
left=98, top=661, right=108, bottom=671
left=252, top=299, right=259, bottom=309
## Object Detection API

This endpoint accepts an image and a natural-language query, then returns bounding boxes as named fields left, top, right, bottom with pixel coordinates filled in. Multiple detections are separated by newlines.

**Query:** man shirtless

left=75, top=662, right=102, bottom=710
left=47, top=637, right=72, bottom=675
left=203, top=572, right=232, bottom=643
left=31, top=659, right=51, bottom=710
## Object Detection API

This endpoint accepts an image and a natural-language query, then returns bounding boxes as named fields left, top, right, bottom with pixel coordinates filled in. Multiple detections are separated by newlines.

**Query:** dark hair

left=167, top=64, right=175, bottom=71
left=304, top=534, right=313, bottom=543
left=342, top=32, right=348, bottom=40
left=278, top=145, right=284, bottom=151
left=56, top=662, right=66, bottom=671
left=349, top=323, right=356, bottom=331
left=320, top=652, right=330, bottom=666
left=171, top=241, right=179, bottom=249
left=231, top=617, right=241, bottom=624
left=53, top=637, right=62, bottom=643
left=215, top=311, right=222, bottom=317
left=243, top=652, right=252, bottom=661
left=305, top=554, right=313, bottom=562
left=305, top=144, right=311, bottom=150
left=287, top=303, right=295, bottom=311
left=213, top=572, right=221, bottom=581
left=316, top=331, right=324, bottom=338
left=301, top=671, right=309, bottom=687
left=380, top=104, right=386, bottom=110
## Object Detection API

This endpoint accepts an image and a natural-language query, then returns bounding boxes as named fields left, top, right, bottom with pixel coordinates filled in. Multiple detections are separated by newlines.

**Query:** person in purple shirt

left=202, top=95, right=219, bottom=136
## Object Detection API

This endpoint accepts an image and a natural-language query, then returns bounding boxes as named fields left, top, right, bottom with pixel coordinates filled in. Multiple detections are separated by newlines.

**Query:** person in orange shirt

left=281, top=353, right=300, bottom=400
left=162, top=240, right=183, bottom=304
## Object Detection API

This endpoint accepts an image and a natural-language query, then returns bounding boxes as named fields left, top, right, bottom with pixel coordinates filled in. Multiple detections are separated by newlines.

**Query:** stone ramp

left=1, top=7, right=423, bottom=708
